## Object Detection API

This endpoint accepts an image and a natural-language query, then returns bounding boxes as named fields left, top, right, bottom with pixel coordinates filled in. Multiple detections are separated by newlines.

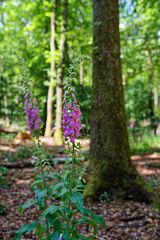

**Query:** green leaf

left=40, top=205, right=59, bottom=219
left=47, top=214, right=63, bottom=231
left=70, top=192, right=84, bottom=213
left=83, top=208, right=93, bottom=216
left=61, top=232, right=70, bottom=240
left=35, top=189, right=47, bottom=207
left=50, top=182, right=64, bottom=194
left=84, top=208, right=106, bottom=226
left=58, top=188, right=69, bottom=197
left=59, top=207, right=72, bottom=219
left=48, top=172, right=61, bottom=181
left=92, top=214, right=106, bottom=227
left=75, top=216, right=89, bottom=224
left=31, top=179, right=43, bottom=189
left=20, top=199, right=35, bottom=213
left=51, top=231, right=62, bottom=240
left=36, top=224, right=44, bottom=239
left=14, top=221, right=39, bottom=240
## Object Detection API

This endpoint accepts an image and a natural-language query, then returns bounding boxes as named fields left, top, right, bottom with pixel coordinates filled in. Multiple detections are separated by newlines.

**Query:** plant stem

left=72, top=142, right=75, bottom=185
left=37, top=139, right=50, bottom=240
left=67, top=142, right=75, bottom=237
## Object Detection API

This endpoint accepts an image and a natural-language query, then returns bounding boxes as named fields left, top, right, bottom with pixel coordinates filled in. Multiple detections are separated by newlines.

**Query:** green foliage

left=1, top=0, right=159, bottom=131
left=120, top=0, right=160, bottom=122
left=15, top=129, right=105, bottom=240
left=149, top=177, right=160, bottom=191
left=17, top=145, right=35, bottom=159
left=0, top=203, right=7, bottom=215
left=0, top=166, right=9, bottom=189
left=1, top=145, right=35, bottom=162
left=0, top=132, right=16, bottom=141
left=0, top=0, right=92, bottom=128
left=14, top=221, right=39, bottom=240
left=129, top=130, right=160, bottom=155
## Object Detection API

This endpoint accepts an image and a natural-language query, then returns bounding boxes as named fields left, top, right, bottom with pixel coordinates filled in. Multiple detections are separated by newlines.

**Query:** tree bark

left=154, top=87, right=158, bottom=109
left=84, top=0, right=154, bottom=202
left=145, top=49, right=154, bottom=120
left=79, top=61, right=84, bottom=85
left=45, top=7, right=56, bottom=137
left=54, top=0, right=68, bottom=145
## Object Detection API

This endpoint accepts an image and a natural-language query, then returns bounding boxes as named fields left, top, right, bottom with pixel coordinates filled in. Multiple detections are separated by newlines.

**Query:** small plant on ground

left=0, top=166, right=9, bottom=189
left=14, top=53, right=105, bottom=240
left=0, top=166, right=8, bottom=215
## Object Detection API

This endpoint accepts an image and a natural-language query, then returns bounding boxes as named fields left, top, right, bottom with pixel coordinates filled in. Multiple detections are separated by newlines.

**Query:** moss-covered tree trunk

left=84, top=0, right=153, bottom=202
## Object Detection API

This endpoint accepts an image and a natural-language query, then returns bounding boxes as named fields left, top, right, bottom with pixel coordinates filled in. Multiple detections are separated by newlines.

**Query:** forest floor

left=0, top=136, right=160, bottom=240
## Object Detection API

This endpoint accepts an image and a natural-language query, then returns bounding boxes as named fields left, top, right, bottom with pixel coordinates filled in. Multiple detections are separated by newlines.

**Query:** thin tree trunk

left=79, top=61, right=83, bottom=85
left=154, top=87, right=158, bottom=110
left=84, top=0, right=154, bottom=203
left=0, top=59, right=3, bottom=121
left=144, top=48, right=159, bottom=134
left=45, top=8, right=56, bottom=137
left=54, top=0, right=68, bottom=145
left=145, top=48, right=154, bottom=121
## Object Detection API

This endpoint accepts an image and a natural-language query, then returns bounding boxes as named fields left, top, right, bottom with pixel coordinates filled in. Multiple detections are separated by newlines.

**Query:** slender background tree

left=45, top=3, right=56, bottom=137
left=54, top=0, right=68, bottom=145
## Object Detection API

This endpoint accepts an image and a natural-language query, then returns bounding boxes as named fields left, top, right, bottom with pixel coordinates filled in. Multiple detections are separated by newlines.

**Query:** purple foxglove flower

left=66, top=102, right=72, bottom=109
left=70, top=119, right=75, bottom=126
left=70, top=135, right=75, bottom=143
left=71, top=110, right=77, bottom=119
left=24, top=94, right=41, bottom=134
left=62, top=113, right=69, bottom=123
left=64, top=127, right=71, bottom=137
left=76, top=129, right=80, bottom=137
left=76, top=108, right=81, bottom=117
left=62, top=97, right=81, bottom=143
left=73, top=104, right=77, bottom=111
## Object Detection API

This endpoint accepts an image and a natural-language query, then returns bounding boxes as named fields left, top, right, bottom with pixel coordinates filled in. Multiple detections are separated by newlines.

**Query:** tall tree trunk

left=45, top=8, right=56, bottom=137
left=84, top=0, right=153, bottom=202
left=54, top=0, right=68, bottom=145
left=145, top=48, right=154, bottom=121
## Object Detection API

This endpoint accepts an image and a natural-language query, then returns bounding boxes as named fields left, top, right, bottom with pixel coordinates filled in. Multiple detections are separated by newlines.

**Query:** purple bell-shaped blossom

left=24, top=93, right=41, bottom=134
left=62, top=98, right=82, bottom=143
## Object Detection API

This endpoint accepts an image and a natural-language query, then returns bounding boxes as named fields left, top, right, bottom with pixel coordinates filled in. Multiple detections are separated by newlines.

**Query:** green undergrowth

left=0, top=132, right=17, bottom=141
left=1, top=145, right=35, bottom=162
left=3, top=145, right=52, bottom=162
left=129, top=130, right=160, bottom=155
left=0, top=203, right=7, bottom=215
left=0, top=166, right=9, bottom=189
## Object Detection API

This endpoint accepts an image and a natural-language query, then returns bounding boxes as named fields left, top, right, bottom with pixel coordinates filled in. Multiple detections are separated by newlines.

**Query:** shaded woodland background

left=0, top=0, right=159, bottom=137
